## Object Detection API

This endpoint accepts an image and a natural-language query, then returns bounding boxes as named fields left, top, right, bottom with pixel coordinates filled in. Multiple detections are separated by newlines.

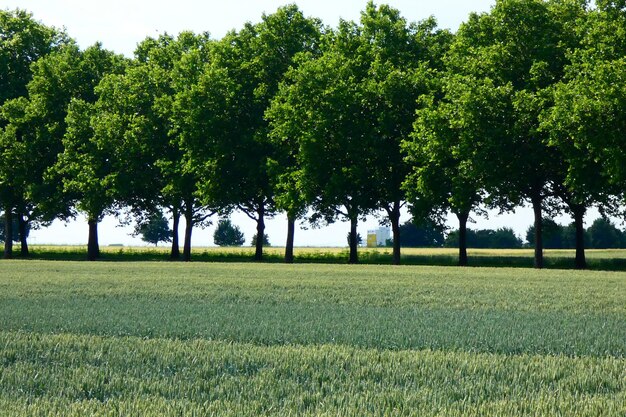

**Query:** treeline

left=400, top=217, right=626, bottom=249
left=1, top=1, right=625, bottom=268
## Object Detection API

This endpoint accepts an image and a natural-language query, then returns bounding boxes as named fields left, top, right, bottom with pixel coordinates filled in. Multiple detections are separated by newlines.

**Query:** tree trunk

left=170, top=206, right=181, bottom=260
left=348, top=217, right=358, bottom=264
left=457, top=211, right=469, bottom=267
left=573, top=205, right=587, bottom=270
left=183, top=206, right=193, bottom=262
left=3, top=208, right=13, bottom=259
left=389, top=202, right=401, bottom=265
left=531, top=195, right=544, bottom=269
left=18, top=212, right=28, bottom=257
left=254, top=204, right=265, bottom=262
left=87, top=218, right=100, bottom=261
left=285, top=214, right=295, bottom=264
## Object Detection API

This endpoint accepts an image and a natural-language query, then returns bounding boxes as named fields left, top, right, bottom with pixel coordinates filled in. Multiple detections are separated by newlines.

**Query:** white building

left=366, top=227, right=391, bottom=247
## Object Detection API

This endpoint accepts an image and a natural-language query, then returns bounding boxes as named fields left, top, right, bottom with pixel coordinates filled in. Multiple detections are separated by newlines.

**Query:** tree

left=542, top=3, right=626, bottom=267
left=445, top=227, right=522, bottom=249
left=347, top=232, right=363, bottom=247
left=587, top=218, right=624, bottom=249
left=397, top=219, right=446, bottom=247
left=270, top=3, right=450, bottom=265
left=405, top=75, right=505, bottom=266
left=358, top=4, right=451, bottom=265
left=526, top=219, right=567, bottom=249
left=133, top=212, right=172, bottom=246
left=251, top=233, right=271, bottom=247
left=1, top=43, right=113, bottom=259
left=0, top=9, right=69, bottom=106
left=0, top=9, right=69, bottom=259
left=269, top=44, right=378, bottom=264
left=259, top=8, right=324, bottom=264
left=96, top=32, right=214, bottom=261
left=489, top=228, right=524, bottom=249
left=180, top=5, right=323, bottom=263
left=50, top=46, right=128, bottom=260
left=213, top=219, right=245, bottom=247
left=443, top=0, right=586, bottom=268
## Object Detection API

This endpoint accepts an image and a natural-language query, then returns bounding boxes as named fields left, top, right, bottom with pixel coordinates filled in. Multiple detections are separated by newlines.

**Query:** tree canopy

left=1, top=2, right=626, bottom=267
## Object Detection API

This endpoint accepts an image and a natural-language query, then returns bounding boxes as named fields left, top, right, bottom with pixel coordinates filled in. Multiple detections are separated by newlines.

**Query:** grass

left=19, top=244, right=626, bottom=270
left=0, top=261, right=624, bottom=415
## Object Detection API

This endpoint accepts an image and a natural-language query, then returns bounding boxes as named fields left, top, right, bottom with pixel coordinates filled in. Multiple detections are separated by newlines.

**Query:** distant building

left=366, top=227, right=390, bottom=247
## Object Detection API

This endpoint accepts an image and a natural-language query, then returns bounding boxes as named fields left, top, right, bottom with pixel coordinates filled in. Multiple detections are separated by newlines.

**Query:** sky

left=4, top=0, right=603, bottom=247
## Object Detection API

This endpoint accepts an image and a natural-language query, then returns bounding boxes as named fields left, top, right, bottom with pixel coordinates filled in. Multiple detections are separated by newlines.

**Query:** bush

left=251, top=232, right=270, bottom=247
left=445, top=227, right=523, bottom=249
left=213, top=219, right=245, bottom=246
left=133, top=212, right=172, bottom=246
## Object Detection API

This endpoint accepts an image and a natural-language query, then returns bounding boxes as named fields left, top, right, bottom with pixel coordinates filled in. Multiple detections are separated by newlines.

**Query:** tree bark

left=573, top=205, right=587, bottom=270
left=389, top=202, right=401, bottom=265
left=531, top=195, right=544, bottom=269
left=87, top=218, right=100, bottom=261
left=3, top=208, right=13, bottom=259
left=183, top=205, right=193, bottom=262
left=170, top=206, right=181, bottom=260
left=18, top=212, right=28, bottom=257
left=348, top=217, right=358, bottom=264
left=285, top=214, right=295, bottom=264
left=254, top=204, right=265, bottom=262
left=457, top=211, right=469, bottom=267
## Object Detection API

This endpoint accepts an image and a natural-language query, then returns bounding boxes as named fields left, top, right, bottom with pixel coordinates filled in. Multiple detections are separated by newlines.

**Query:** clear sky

left=6, top=0, right=496, bottom=57
left=4, top=0, right=594, bottom=247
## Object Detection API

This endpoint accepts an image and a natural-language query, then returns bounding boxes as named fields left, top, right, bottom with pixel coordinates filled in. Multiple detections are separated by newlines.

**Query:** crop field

left=22, top=245, right=626, bottom=269
left=0, top=261, right=624, bottom=415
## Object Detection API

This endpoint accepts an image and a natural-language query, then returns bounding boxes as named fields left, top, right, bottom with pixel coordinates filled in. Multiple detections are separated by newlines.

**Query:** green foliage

left=133, top=212, right=172, bottom=246
left=251, top=232, right=270, bottom=247
left=2, top=2, right=626, bottom=271
left=587, top=217, right=626, bottom=249
left=213, top=218, right=245, bottom=247
left=346, top=232, right=363, bottom=246
left=526, top=218, right=572, bottom=249
left=0, top=9, right=69, bottom=105
left=446, top=227, right=523, bottom=249
left=45, top=44, right=127, bottom=221
left=526, top=217, right=626, bottom=249
left=398, top=219, right=446, bottom=247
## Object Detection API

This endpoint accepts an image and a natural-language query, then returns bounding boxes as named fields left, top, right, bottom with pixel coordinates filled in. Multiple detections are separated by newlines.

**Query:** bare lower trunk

left=531, top=196, right=543, bottom=269
left=18, top=213, right=28, bottom=257
left=87, top=218, right=100, bottom=261
left=285, top=214, right=295, bottom=264
left=183, top=206, right=193, bottom=262
left=389, top=203, right=401, bottom=265
left=457, top=211, right=469, bottom=267
left=170, top=207, right=181, bottom=260
left=3, top=208, right=13, bottom=259
left=348, top=217, right=358, bottom=264
left=254, top=205, right=265, bottom=262
left=573, top=205, right=587, bottom=270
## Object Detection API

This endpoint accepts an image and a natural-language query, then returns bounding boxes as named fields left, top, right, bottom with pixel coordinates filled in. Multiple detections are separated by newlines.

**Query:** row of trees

left=1, top=1, right=625, bottom=268
left=393, top=217, right=626, bottom=249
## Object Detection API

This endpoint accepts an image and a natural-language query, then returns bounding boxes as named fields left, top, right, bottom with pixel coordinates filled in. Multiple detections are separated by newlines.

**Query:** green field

left=0, top=261, right=624, bottom=415
left=20, top=245, right=626, bottom=270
